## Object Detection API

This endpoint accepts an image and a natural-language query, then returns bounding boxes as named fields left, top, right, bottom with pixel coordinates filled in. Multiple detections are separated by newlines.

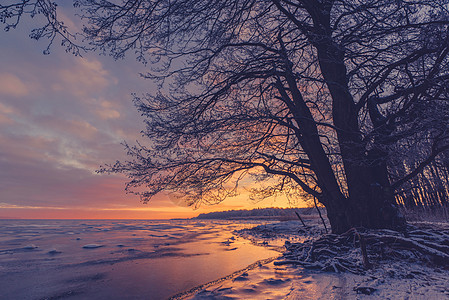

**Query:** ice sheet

left=0, top=219, right=278, bottom=300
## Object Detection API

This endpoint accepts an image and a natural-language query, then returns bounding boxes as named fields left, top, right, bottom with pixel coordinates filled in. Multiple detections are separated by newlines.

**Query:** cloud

left=0, top=135, right=134, bottom=209
left=0, top=73, right=29, bottom=97
left=0, top=102, right=15, bottom=114
left=0, top=114, right=13, bottom=124
left=36, top=117, right=99, bottom=141
left=51, top=58, right=114, bottom=97
left=0, top=102, right=16, bottom=124
left=96, top=100, right=121, bottom=120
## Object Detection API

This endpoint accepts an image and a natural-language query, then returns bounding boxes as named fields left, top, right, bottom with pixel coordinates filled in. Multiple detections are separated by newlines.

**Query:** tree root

left=278, top=225, right=449, bottom=274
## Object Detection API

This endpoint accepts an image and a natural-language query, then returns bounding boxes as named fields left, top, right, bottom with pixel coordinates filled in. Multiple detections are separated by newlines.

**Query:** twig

left=314, top=196, right=328, bottom=233
left=295, top=211, right=308, bottom=228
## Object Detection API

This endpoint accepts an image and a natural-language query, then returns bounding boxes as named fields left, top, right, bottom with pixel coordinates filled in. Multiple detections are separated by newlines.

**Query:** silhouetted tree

left=3, top=0, right=449, bottom=233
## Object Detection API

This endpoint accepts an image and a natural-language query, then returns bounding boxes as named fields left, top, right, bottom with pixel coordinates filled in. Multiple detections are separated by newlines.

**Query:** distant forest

left=394, top=155, right=449, bottom=209
left=194, top=207, right=323, bottom=220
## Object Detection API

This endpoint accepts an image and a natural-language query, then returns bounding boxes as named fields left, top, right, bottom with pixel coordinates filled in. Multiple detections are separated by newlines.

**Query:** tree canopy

left=3, top=0, right=449, bottom=233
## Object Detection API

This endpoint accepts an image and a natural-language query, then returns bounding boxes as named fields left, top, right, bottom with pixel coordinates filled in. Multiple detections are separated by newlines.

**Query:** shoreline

left=177, top=219, right=449, bottom=299
left=169, top=256, right=280, bottom=300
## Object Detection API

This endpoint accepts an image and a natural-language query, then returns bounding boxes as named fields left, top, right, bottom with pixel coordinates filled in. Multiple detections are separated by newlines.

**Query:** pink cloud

left=96, top=100, right=121, bottom=120
left=51, top=58, right=114, bottom=97
left=35, top=117, right=99, bottom=141
left=0, top=73, right=29, bottom=97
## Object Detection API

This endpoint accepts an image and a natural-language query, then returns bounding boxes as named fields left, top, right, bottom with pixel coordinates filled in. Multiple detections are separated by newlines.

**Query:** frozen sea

left=0, top=219, right=278, bottom=300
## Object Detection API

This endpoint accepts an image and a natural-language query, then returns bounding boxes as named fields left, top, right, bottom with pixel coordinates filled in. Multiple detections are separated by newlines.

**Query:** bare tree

left=3, top=0, right=449, bottom=233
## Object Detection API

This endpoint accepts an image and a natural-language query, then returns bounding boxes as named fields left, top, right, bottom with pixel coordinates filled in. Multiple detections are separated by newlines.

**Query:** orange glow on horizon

left=0, top=192, right=307, bottom=219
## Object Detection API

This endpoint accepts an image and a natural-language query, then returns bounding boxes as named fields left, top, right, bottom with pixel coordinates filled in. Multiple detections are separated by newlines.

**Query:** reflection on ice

left=187, top=261, right=349, bottom=300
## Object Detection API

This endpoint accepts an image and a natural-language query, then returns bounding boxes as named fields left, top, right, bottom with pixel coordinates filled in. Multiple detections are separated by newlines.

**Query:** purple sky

left=0, top=6, right=295, bottom=219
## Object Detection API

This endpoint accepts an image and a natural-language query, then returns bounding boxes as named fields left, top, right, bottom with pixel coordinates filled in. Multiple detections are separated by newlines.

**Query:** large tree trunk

left=317, top=46, right=406, bottom=233
left=324, top=164, right=406, bottom=234
left=307, top=3, right=406, bottom=234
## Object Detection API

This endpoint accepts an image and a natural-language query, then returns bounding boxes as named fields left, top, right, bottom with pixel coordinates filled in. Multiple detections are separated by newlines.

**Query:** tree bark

left=306, top=4, right=406, bottom=233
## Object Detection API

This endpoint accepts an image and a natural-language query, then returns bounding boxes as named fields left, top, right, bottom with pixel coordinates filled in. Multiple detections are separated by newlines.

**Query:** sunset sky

left=0, top=6, right=301, bottom=219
